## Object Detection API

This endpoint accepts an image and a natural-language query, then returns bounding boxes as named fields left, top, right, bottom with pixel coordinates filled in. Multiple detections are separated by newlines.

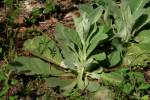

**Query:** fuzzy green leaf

left=123, top=45, right=149, bottom=66
left=74, top=13, right=90, bottom=44
left=100, top=71, right=124, bottom=86
left=86, top=81, right=100, bottom=92
left=127, top=0, right=149, bottom=13
left=87, top=25, right=108, bottom=56
left=132, top=30, right=150, bottom=64
left=91, top=52, right=106, bottom=61
left=23, top=36, right=62, bottom=65
left=135, top=30, right=150, bottom=43
left=60, top=59, right=77, bottom=70
left=9, top=56, right=50, bottom=75
left=55, top=23, right=81, bottom=48
left=79, top=4, right=93, bottom=15
left=108, top=51, right=121, bottom=67
left=89, top=6, right=103, bottom=24
left=45, top=77, right=75, bottom=89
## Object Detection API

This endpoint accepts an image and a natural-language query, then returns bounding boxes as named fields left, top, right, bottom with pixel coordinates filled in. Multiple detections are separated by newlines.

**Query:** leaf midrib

left=134, top=0, right=144, bottom=13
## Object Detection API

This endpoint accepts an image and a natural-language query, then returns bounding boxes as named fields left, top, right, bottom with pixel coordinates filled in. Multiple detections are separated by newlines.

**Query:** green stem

left=77, top=42, right=87, bottom=89
left=77, top=66, right=85, bottom=90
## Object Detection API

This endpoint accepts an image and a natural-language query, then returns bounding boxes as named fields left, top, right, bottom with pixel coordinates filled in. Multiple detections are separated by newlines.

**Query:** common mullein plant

left=17, top=4, right=109, bottom=89
left=102, top=0, right=150, bottom=42
left=55, top=4, right=109, bottom=89
left=100, top=0, right=150, bottom=67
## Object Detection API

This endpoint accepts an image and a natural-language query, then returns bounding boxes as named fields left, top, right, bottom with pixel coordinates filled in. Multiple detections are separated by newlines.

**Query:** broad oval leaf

left=79, top=4, right=93, bottom=15
left=100, top=71, right=124, bottom=86
left=86, top=81, right=100, bottom=92
left=135, top=30, right=150, bottom=43
left=123, top=44, right=149, bottom=67
left=137, top=43, right=150, bottom=51
left=127, top=0, right=149, bottom=13
left=23, top=36, right=62, bottom=65
left=89, top=6, right=103, bottom=24
left=45, top=77, right=76, bottom=90
left=87, top=25, right=108, bottom=56
left=9, top=56, right=50, bottom=75
left=55, top=23, right=81, bottom=48
left=108, top=50, right=122, bottom=67
left=60, top=59, right=77, bottom=70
